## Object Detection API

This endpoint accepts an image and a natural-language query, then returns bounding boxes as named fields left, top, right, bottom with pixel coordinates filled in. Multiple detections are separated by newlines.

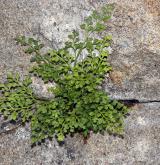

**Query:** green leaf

left=11, top=111, right=18, bottom=120
left=80, top=24, right=86, bottom=30
left=57, top=133, right=65, bottom=142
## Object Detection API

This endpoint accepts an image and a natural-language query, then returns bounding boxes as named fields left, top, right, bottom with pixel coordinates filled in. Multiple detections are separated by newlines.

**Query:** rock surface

left=0, top=103, right=160, bottom=165
left=0, top=0, right=160, bottom=164
left=104, top=0, right=160, bottom=101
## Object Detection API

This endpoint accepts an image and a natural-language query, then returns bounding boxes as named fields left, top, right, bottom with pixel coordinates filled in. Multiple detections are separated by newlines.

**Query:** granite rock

left=0, top=0, right=160, bottom=164
left=104, top=0, right=160, bottom=101
left=0, top=103, right=160, bottom=165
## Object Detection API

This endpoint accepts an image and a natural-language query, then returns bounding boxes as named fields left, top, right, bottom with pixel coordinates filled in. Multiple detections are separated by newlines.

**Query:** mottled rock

left=104, top=0, right=160, bottom=101
left=0, top=103, right=160, bottom=165
left=31, top=76, right=55, bottom=100
left=0, top=0, right=160, bottom=164
left=1, top=0, right=159, bottom=100
left=105, top=50, right=160, bottom=101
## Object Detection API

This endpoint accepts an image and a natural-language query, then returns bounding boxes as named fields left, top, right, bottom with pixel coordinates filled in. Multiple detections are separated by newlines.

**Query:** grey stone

left=1, top=0, right=159, bottom=100
left=104, top=50, right=160, bottom=101
left=31, top=76, right=55, bottom=100
left=0, top=103, right=160, bottom=165
left=0, top=0, right=160, bottom=164
left=103, top=0, right=160, bottom=101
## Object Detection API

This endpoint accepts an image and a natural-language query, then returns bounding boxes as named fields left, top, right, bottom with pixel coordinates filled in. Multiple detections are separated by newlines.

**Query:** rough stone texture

left=0, top=0, right=160, bottom=164
left=0, top=0, right=98, bottom=80
left=0, top=103, right=160, bottom=165
left=104, top=0, right=160, bottom=101
left=31, top=76, right=55, bottom=100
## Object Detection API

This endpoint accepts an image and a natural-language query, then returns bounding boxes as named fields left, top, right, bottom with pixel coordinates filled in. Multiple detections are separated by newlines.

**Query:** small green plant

left=0, top=73, right=35, bottom=122
left=0, top=4, right=129, bottom=143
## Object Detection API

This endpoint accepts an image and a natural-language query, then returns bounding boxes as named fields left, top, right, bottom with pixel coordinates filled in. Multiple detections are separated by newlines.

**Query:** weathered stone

left=105, top=50, right=160, bottom=101
left=0, top=103, right=159, bottom=165
left=31, top=76, right=55, bottom=100
left=0, top=0, right=160, bottom=164
left=103, top=0, right=160, bottom=101
left=1, top=0, right=159, bottom=100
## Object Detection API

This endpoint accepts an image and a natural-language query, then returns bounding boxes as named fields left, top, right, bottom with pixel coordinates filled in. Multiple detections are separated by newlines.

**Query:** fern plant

left=0, top=4, right=129, bottom=143
left=0, top=73, right=35, bottom=122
